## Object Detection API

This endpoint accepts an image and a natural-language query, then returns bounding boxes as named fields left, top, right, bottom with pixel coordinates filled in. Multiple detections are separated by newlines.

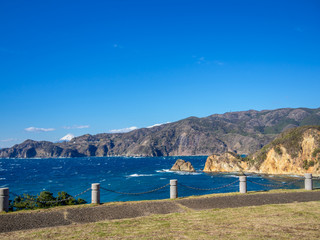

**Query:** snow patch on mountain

left=60, top=134, right=75, bottom=142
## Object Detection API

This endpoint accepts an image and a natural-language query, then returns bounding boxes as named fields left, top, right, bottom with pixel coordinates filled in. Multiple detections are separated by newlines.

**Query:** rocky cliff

left=204, top=126, right=320, bottom=175
left=1, top=107, right=320, bottom=158
left=204, top=152, right=249, bottom=172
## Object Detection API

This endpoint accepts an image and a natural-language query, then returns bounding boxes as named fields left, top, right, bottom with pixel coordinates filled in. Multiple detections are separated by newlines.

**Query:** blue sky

left=0, top=0, right=319, bottom=148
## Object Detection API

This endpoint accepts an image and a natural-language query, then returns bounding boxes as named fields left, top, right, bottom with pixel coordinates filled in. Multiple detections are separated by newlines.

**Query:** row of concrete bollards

left=0, top=173, right=315, bottom=212
left=239, top=173, right=313, bottom=193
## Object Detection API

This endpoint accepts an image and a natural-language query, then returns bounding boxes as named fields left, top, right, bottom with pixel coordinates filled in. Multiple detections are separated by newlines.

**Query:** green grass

left=1, top=200, right=320, bottom=239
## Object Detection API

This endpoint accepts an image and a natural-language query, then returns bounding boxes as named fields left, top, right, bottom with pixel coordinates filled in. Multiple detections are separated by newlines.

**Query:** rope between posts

left=100, top=183, right=170, bottom=195
left=247, top=178, right=303, bottom=188
left=178, top=180, right=240, bottom=191
left=9, top=187, right=91, bottom=204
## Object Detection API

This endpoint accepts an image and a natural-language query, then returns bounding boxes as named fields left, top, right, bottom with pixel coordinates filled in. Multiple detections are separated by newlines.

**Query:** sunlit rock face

left=171, top=159, right=196, bottom=172
left=204, top=126, right=320, bottom=176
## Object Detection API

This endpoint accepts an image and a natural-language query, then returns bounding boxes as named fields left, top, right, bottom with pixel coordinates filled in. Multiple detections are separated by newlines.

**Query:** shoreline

left=0, top=155, right=209, bottom=160
left=2, top=155, right=319, bottom=177
left=204, top=170, right=320, bottom=177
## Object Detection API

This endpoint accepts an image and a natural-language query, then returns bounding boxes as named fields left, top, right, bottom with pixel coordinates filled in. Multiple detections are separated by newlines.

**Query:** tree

left=10, top=190, right=87, bottom=211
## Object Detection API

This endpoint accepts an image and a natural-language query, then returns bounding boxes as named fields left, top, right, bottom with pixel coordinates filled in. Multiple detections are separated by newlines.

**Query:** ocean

left=0, top=156, right=310, bottom=203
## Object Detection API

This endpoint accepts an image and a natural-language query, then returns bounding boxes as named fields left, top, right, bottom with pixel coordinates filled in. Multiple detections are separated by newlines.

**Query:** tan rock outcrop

left=203, top=126, right=320, bottom=176
left=203, top=152, right=245, bottom=172
left=171, top=159, right=195, bottom=172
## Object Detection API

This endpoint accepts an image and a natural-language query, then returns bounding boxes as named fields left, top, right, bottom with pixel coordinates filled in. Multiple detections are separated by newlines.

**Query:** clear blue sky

left=0, top=0, right=319, bottom=148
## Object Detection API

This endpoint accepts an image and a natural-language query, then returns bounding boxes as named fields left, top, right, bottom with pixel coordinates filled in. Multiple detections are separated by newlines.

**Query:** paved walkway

left=1, top=190, right=320, bottom=233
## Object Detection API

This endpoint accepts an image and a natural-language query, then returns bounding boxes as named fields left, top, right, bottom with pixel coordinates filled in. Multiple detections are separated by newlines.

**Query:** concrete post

left=170, top=179, right=178, bottom=199
left=305, top=173, right=313, bottom=190
left=91, top=183, right=100, bottom=204
left=0, top=188, right=9, bottom=212
left=239, top=176, right=247, bottom=193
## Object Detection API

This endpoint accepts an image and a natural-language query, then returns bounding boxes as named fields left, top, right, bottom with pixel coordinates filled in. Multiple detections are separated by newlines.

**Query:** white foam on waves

left=175, top=171, right=201, bottom=175
left=156, top=169, right=173, bottom=173
left=156, top=169, right=201, bottom=175
left=128, top=174, right=154, bottom=177
left=52, top=166, right=63, bottom=170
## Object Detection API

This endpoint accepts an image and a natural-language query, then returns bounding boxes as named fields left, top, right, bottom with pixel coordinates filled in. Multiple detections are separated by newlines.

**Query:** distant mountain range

left=1, top=107, right=320, bottom=158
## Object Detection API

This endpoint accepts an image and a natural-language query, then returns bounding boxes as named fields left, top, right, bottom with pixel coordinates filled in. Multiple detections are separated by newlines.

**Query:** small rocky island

left=170, top=159, right=196, bottom=172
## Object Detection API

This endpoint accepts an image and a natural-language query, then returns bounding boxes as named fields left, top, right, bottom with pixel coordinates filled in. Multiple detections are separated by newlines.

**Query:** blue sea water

left=0, top=156, right=312, bottom=203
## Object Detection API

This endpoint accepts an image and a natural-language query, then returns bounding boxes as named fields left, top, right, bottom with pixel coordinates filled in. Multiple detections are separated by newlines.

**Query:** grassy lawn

left=1, top=200, right=320, bottom=240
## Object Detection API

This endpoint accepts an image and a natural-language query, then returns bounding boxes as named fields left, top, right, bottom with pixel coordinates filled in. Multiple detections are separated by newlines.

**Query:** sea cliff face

left=203, top=152, right=248, bottom=172
left=204, top=126, right=320, bottom=176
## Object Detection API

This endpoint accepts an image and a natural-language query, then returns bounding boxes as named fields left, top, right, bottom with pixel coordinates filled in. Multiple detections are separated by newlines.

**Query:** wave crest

left=127, top=174, right=154, bottom=177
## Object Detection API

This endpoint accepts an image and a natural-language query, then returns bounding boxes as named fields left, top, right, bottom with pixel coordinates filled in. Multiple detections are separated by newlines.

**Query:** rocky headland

left=170, top=159, right=195, bottom=172
left=1, top=107, right=320, bottom=158
left=204, top=152, right=246, bottom=173
left=204, top=126, right=320, bottom=176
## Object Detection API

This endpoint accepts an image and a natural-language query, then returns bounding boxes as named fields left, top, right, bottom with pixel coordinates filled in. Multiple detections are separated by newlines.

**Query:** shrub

left=10, top=191, right=87, bottom=211
left=37, top=191, right=56, bottom=208
left=274, top=146, right=282, bottom=155
left=312, top=148, right=320, bottom=158
left=240, top=156, right=255, bottom=167
left=12, top=194, right=38, bottom=210
left=303, top=160, right=309, bottom=170
left=303, top=160, right=315, bottom=170
left=254, top=126, right=320, bottom=166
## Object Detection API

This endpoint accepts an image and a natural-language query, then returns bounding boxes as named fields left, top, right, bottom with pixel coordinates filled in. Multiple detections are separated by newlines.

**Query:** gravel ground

left=1, top=190, right=319, bottom=233
left=66, top=201, right=184, bottom=223
left=177, top=191, right=320, bottom=210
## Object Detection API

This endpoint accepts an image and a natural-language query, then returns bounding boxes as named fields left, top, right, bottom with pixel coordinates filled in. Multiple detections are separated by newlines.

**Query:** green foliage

left=252, top=145, right=269, bottom=167
left=248, top=126, right=320, bottom=168
left=312, top=148, right=320, bottom=158
left=262, top=114, right=320, bottom=134
left=300, top=108, right=320, bottom=114
left=263, top=118, right=298, bottom=134
left=303, top=160, right=308, bottom=170
left=274, top=146, right=282, bottom=155
left=227, top=151, right=238, bottom=159
left=300, top=115, right=320, bottom=126
left=77, top=198, right=87, bottom=204
left=12, top=194, right=38, bottom=210
left=303, top=160, right=315, bottom=170
left=240, top=156, right=255, bottom=167
left=229, top=152, right=255, bottom=166
left=253, top=126, right=265, bottom=134
left=37, top=191, right=56, bottom=208
left=57, top=191, right=76, bottom=205
left=272, top=126, right=320, bottom=158
left=10, top=191, right=87, bottom=211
